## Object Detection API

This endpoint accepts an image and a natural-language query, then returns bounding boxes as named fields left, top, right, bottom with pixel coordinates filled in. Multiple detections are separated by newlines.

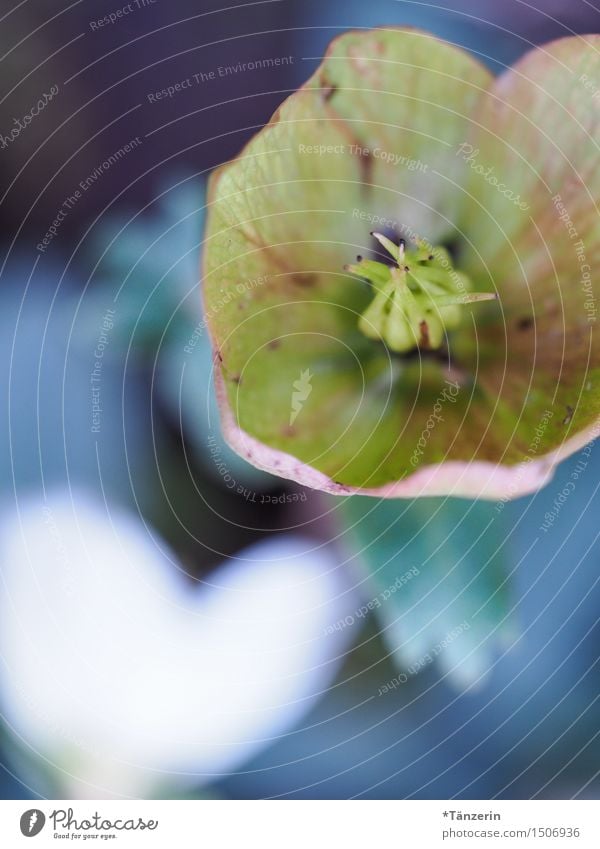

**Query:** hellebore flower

left=203, top=29, right=600, bottom=499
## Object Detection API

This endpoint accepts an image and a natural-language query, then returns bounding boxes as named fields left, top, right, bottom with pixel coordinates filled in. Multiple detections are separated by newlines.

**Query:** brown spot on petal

left=333, top=480, right=351, bottom=492
left=419, top=320, right=430, bottom=347
left=358, top=146, right=373, bottom=189
left=269, top=104, right=283, bottom=125
left=562, top=405, right=574, bottom=426
left=292, top=272, right=317, bottom=287
left=267, top=339, right=281, bottom=350
left=319, top=88, right=372, bottom=190
left=517, top=316, right=534, bottom=331
left=320, top=74, right=337, bottom=102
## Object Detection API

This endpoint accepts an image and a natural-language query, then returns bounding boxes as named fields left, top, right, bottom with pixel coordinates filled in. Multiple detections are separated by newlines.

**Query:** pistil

left=346, top=233, right=497, bottom=353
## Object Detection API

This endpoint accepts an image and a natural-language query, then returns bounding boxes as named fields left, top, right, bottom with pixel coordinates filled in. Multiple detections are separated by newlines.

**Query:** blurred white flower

left=0, top=492, right=354, bottom=798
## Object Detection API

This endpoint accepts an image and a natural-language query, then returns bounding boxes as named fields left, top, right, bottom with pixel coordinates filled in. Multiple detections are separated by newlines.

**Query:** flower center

left=346, top=233, right=496, bottom=353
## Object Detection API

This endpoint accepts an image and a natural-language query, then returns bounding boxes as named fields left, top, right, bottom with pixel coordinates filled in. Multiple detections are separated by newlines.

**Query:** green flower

left=203, top=28, right=600, bottom=499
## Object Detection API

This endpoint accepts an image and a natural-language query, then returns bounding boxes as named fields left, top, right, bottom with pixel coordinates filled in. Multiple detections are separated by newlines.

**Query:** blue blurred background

left=0, top=0, right=599, bottom=800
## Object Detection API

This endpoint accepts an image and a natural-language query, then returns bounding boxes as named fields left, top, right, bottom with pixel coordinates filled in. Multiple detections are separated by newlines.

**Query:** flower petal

left=457, top=36, right=600, bottom=465
left=204, top=29, right=496, bottom=492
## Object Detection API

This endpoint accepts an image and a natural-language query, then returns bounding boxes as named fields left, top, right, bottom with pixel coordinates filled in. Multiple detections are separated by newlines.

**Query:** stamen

left=348, top=233, right=497, bottom=353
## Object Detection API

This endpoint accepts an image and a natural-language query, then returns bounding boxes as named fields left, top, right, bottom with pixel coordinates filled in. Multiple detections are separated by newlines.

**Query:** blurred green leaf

left=339, top=495, right=514, bottom=687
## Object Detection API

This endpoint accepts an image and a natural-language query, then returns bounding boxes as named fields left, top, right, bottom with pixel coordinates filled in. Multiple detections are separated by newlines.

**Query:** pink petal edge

left=214, top=367, right=600, bottom=501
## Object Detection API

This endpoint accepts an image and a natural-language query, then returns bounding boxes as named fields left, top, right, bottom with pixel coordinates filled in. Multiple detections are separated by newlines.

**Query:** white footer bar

left=0, top=800, right=598, bottom=847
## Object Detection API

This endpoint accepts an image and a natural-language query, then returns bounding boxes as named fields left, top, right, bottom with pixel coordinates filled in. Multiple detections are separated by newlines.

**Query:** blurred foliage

left=75, top=176, right=308, bottom=571
left=80, top=176, right=267, bottom=483
left=340, top=495, right=512, bottom=686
